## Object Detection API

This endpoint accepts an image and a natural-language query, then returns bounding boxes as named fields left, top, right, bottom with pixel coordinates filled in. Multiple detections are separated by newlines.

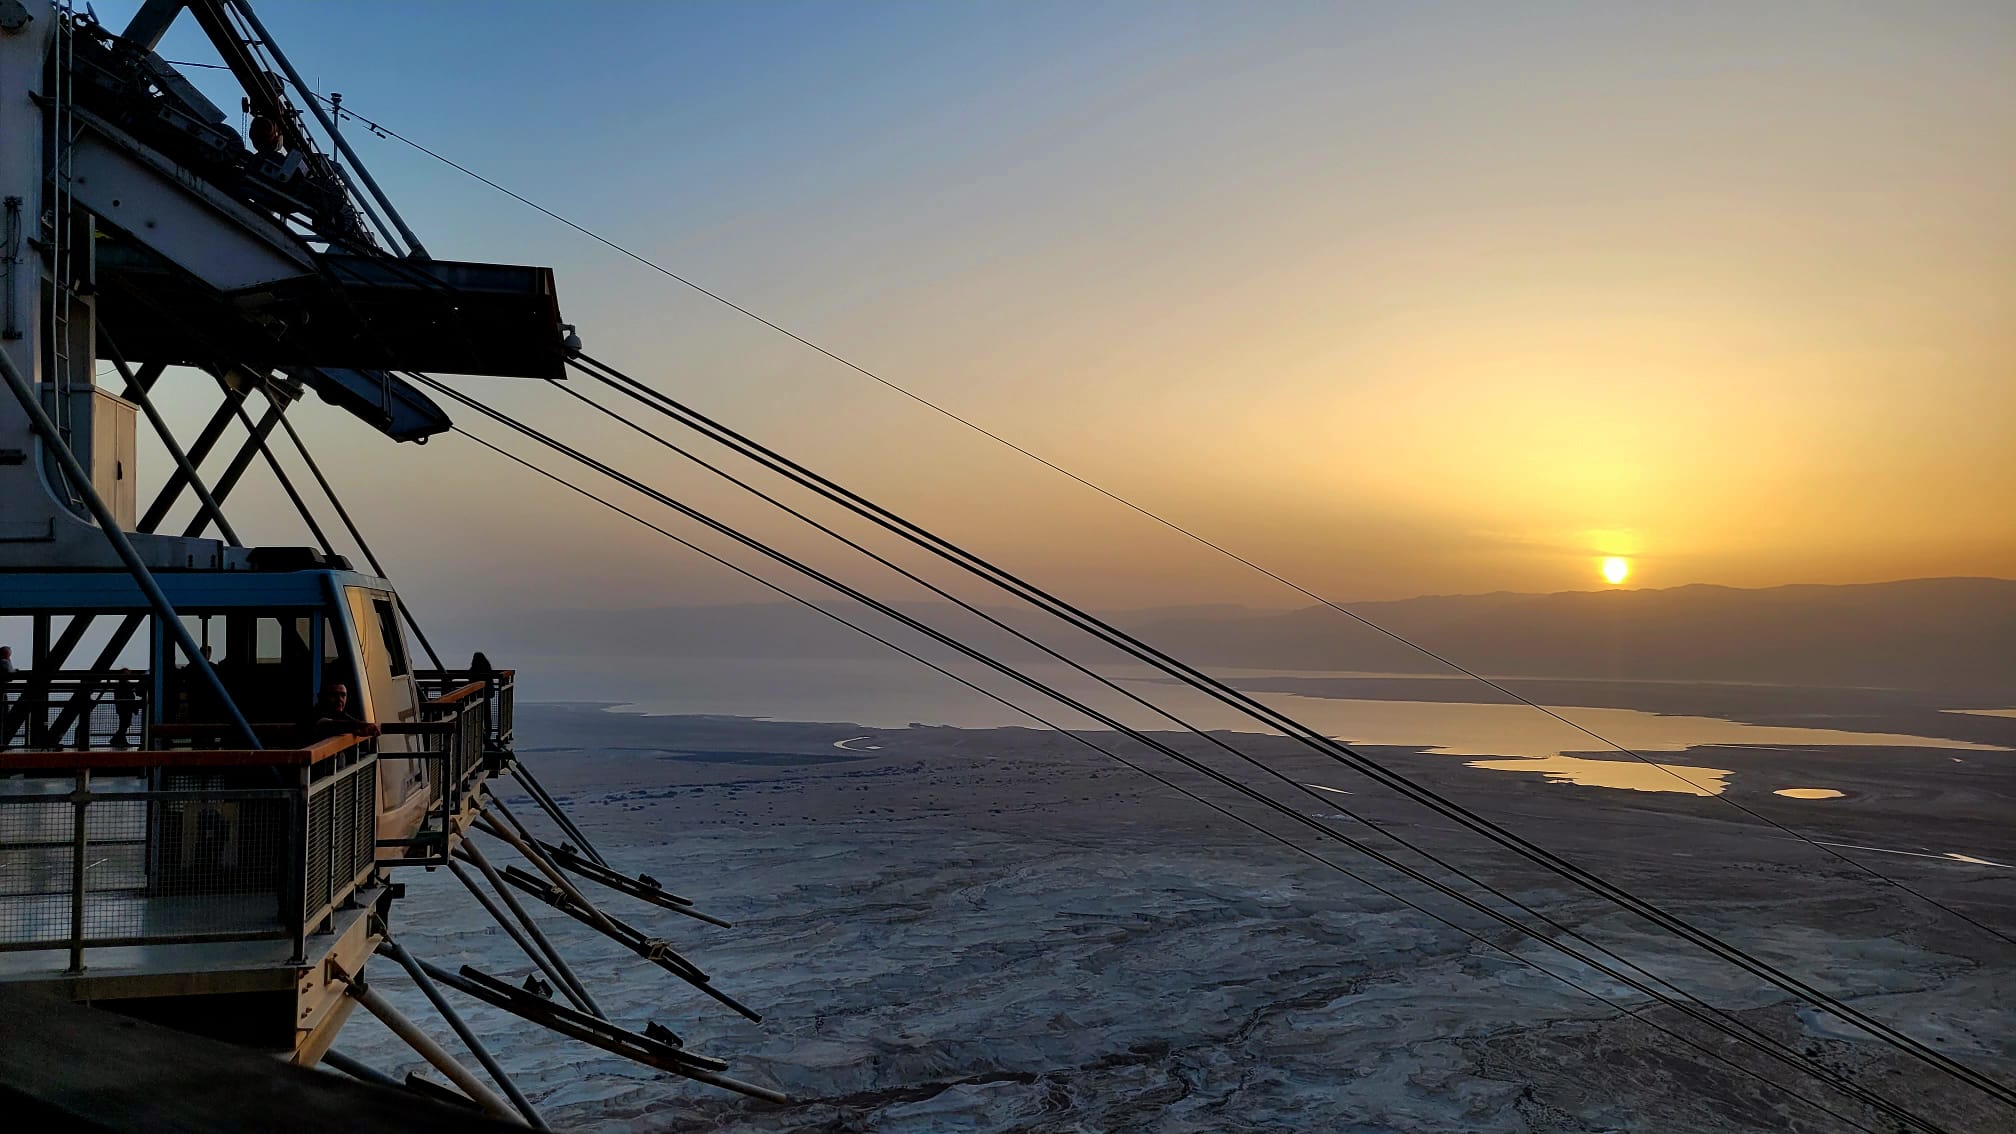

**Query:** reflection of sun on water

left=1601, top=556, right=1631, bottom=585
left=1774, top=788, right=1846, bottom=800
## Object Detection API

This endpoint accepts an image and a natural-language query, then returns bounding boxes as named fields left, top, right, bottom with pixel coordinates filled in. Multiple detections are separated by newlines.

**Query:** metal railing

left=415, top=668, right=514, bottom=751
left=422, top=680, right=490, bottom=795
left=380, top=671, right=511, bottom=863
left=1, top=671, right=150, bottom=751
left=0, top=737, right=378, bottom=971
left=301, top=754, right=380, bottom=935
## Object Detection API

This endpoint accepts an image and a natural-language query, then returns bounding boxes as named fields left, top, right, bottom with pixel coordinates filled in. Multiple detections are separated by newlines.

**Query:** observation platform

left=0, top=668, right=515, bottom=1059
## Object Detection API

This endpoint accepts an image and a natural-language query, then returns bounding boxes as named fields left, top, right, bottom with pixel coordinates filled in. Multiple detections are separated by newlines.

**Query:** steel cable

left=422, top=392, right=1952, bottom=1133
left=449, top=425, right=1904, bottom=1133
left=554, top=352, right=2016, bottom=1112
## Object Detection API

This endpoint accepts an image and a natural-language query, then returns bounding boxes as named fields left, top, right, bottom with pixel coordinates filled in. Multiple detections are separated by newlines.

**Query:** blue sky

left=91, top=1, right=2016, bottom=621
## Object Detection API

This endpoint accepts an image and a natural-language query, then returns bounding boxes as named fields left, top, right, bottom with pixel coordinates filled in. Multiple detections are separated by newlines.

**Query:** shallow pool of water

left=579, top=658, right=2005, bottom=798
left=1452, top=754, right=1735, bottom=795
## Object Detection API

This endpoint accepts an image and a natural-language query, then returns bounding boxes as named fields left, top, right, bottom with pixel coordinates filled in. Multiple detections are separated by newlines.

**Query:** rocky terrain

left=335, top=701, right=2016, bottom=1132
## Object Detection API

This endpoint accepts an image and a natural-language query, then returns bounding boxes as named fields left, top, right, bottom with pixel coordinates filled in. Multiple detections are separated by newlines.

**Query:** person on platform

left=108, top=669, right=142, bottom=748
left=297, top=681, right=381, bottom=744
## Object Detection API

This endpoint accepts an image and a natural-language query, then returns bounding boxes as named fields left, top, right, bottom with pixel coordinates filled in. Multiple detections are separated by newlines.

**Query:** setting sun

left=1602, top=557, right=1631, bottom=585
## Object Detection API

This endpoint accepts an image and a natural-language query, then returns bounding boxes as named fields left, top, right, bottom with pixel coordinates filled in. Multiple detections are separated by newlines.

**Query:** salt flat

left=336, top=702, right=2016, bottom=1132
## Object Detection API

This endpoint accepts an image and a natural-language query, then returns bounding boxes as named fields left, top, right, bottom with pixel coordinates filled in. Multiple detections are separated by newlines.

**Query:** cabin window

left=163, top=610, right=317, bottom=725
left=373, top=599, right=409, bottom=678
left=255, top=617, right=284, bottom=664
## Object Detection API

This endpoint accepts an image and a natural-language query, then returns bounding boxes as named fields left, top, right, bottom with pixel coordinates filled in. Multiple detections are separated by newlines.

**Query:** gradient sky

left=105, top=1, right=2016, bottom=620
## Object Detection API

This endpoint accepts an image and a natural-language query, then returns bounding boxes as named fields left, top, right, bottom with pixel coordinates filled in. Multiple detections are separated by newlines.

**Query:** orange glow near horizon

left=191, top=4, right=2016, bottom=613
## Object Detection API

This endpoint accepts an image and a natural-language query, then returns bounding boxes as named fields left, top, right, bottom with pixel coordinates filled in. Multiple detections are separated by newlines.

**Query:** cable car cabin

left=153, top=571, right=434, bottom=845
left=0, top=556, right=511, bottom=1056
left=0, top=559, right=505, bottom=847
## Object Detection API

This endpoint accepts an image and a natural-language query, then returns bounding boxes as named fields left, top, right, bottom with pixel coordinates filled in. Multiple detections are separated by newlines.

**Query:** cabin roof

left=0, top=567, right=394, bottom=612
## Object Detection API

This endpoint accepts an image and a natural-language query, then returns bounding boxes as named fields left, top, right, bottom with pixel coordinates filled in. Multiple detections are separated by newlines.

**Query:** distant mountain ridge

left=1118, top=577, right=2015, bottom=695
left=459, top=577, right=2015, bottom=697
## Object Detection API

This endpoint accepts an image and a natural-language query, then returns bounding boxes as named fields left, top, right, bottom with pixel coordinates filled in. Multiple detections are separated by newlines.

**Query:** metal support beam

left=140, top=387, right=245, bottom=533
left=226, top=395, right=334, bottom=555
left=381, top=938, right=548, bottom=1129
left=272, top=409, right=444, bottom=667
left=67, top=770, right=88, bottom=973
left=534, top=838, right=731, bottom=928
left=126, top=360, right=168, bottom=396
left=417, top=960, right=786, bottom=1104
left=477, top=797, right=622, bottom=941
left=33, top=613, right=144, bottom=749
left=444, top=859, right=589, bottom=1018
left=454, top=838, right=603, bottom=1019
left=0, top=340, right=257, bottom=748
left=337, top=971, right=523, bottom=1125
left=26, top=616, right=50, bottom=745
left=507, top=763, right=607, bottom=868
left=30, top=381, right=271, bottom=744
left=122, top=0, right=189, bottom=52
left=495, top=864, right=762, bottom=1024
left=184, top=400, right=284, bottom=539
left=319, top=1048, right=402, bottom=1091
left=496, top=865, right=707, bottom=986
left=0, top=613, right=97, bottom=747
left=103, top=335, right=241, bottom=546
left=181, top=0, right=306, bottom=155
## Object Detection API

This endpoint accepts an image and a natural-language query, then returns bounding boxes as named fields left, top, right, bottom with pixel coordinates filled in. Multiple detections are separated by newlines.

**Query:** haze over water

left=522, top=656, right=2005, bottom=797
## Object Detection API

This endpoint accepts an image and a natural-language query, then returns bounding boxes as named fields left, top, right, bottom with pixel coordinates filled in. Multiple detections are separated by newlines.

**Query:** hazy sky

left=110, top=1, right=2016, bottom=619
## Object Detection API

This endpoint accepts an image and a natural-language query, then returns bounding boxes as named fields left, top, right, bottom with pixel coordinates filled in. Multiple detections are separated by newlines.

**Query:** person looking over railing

left=109, top=669, right=142, bottom=749
left=297, top=681, right=382, bottom=745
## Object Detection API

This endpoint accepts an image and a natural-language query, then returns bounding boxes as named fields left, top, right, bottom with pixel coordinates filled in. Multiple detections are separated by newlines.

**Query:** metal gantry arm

left=223, top=0, right=428, bottom=258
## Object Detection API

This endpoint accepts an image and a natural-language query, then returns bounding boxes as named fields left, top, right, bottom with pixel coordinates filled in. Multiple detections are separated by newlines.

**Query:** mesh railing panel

left=334, top=770, right=357, bottom=900
left=0, top=795, right=76, bottom=944
left=492, top=676, right=513, bottom=746
left=0, top=759, right=369, bottom=952
left=139, top=793, right=288, bottom=940
left=306, top=787, right=333, bottom=918
left=303, top=760, right=380, bottom=924
left=347, top=766, right=373, bottom=880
